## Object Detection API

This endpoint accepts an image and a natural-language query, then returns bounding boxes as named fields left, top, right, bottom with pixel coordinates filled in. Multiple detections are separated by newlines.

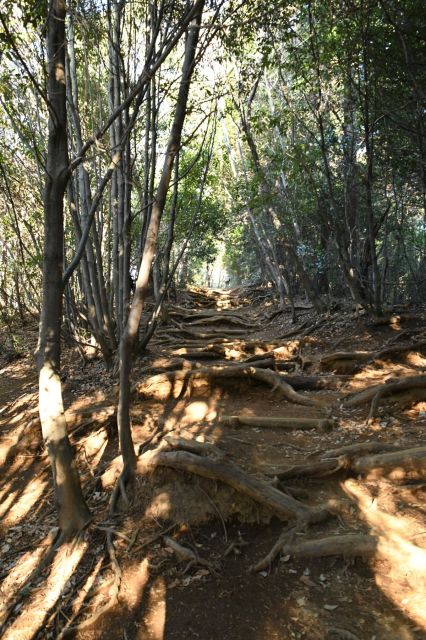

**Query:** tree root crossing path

left=0, top=286, right=426, bottom=639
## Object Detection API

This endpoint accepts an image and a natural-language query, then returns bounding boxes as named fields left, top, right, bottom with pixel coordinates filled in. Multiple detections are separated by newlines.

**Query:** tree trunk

left=362, top=17, right=382, bottom=316
left=37, top=0, right=90, bottom=537
left=117, top=1, right=205, bottom=473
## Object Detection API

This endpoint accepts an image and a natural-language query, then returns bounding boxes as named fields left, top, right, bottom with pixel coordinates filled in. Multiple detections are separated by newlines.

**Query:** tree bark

left=37, top=0, right=90, bottom=536
left=117, top=1, right=205, bottom=473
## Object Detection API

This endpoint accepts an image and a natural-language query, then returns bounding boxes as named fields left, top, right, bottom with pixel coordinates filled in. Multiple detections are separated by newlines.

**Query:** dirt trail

left=0, top=289, right=426, bottom=640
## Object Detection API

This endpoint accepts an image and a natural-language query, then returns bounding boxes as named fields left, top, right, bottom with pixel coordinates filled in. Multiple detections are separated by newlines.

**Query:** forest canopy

left=1, top=0, right=425, bottom=328
left=1, top=3, right=426, bottom=638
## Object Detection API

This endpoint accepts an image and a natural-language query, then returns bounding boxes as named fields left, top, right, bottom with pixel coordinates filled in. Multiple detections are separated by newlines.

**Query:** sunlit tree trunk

left=37, top=0, right=90, bottom=537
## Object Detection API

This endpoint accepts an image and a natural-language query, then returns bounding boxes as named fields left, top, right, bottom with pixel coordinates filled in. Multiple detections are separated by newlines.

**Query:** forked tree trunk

left=117, top=1, right=205, bottom=472
left=37, top=0, right=90, bottom=536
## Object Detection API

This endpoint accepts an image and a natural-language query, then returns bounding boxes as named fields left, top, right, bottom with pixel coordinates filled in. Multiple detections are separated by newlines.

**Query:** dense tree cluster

left=222, top=0, right=426, bottom=315
left=0, top=0, right=425, bottom=531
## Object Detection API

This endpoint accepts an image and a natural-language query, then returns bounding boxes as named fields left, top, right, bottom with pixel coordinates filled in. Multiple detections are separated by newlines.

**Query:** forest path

left=0, top=289, right=425, bottom=639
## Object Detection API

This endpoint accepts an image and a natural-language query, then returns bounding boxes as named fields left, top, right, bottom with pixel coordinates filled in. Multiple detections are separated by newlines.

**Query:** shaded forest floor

left=0, top=287, right=426, bottom=640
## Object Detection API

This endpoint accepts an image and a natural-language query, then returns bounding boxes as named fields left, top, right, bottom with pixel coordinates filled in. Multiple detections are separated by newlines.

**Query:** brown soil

left=0, top=290, right=426, bottom=640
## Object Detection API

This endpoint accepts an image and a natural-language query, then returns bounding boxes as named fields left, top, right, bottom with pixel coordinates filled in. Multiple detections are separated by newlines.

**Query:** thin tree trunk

left=362, top=17, right=382, bottom=316
left=37, top=0, right=90, bottom=537
left=139, top=135, right=214, bottom=351
left=66, top=14, right=116, bottom=360
left=233, top=124, right=290, bottom=307
left=117, top=1, right=205, bottom=473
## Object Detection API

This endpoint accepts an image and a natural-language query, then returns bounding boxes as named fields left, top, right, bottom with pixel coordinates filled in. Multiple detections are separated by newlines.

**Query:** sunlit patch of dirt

left=0, top=538, right=48, bottom=609
left=120, top=557, right=150, bottom=611
left=1, top=539, right=88, bottom=640
left=406, top=401, right=426, bottom=421
left=79, top=428, right=109, bottom=466
left=0, top=471, right=48, bottom=525
left=343, top=478, right=426, bottom=630
left=140, top=576, right=167, bottom=639
left=405, top=352, right=426, bottom=367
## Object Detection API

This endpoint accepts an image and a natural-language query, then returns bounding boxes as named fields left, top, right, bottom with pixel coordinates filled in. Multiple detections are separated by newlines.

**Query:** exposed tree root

left=156, top=335, right=237, bottom=348
left=243, top=351, right=277, bottom=363
left=343, top=382, right=391, bottom=408
left=163, top=535, right=215, bottom=574
left=168, top=339, right=230, bottom=351
left=367, top=375, right=426, bottom=420
left=320, top=351, right=372, bottom=371
left=380, top=327, right=425, bottom=346
left=163, top=434, right=225, bottom=459
left=109, top=464, right=134, bottom=514
left=243, top=353, right=297, bottom=371
left=276, top=445, right=426, bottom=481
left=241, top=356, right=279, bottom=369
left=138, top=447, right=330, bottom=524
left=6, top=291, right=424, bottom=636
left=134, top=364, right=322, bottom=406
left=275, top=319, right=310, bottom=338
left=157, top=325, right=251, bottom=339
left=169, top=305, right=247, bottom=321
left=266, top=304, right=313, bottom=321
left=374, top=339, right=426, bottom=361
left=278, top=484, right=310, bottom=499
left=311, top=441, right=404, bottom=459
left=177, top=315, right=259, bottom=329
left=351, top=446, right=426, bottom=479
left=251, top=533, right=377, bottom=572
left=143, top=357, right=253, bottom=376
left=343, top=374, right=426, bottom=415
left=172, top=347, right=226, bottom=360
left=138, top=357, right=196, bottom=376
left=370, top=313, right=422, bottom=327
left=221, top=415, right=336, bottom=431
left=278, top=318, right=326, bottom=340
left=265, top=306, right=288, bottom=321
left=169, top=337, right=299, bottom=356
left=321, top=340, right=426, bottom=372
left=277, top=457, right=349, bottom=479
left=282, top=375, right=351, bottom=390
left=140, top=356, right=278, bottom=377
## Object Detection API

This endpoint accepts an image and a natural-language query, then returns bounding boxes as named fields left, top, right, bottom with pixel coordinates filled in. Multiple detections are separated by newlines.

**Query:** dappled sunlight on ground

left=78, top=428, right=109, bottom=468
left=345, top=360, right=426, bottom=396
left=67, top=553, right=104, bottom=621
left=145, top=490, right=173, bottom=521
left=141, top=576, right=166, bottom=640
left=0, top=541, right=47, bottom=610
left=2, top=540, right=88, bottom=640
left=1, top=294, right=425, bottom=638
left=121, top=557, right=150, bottom=611
left=405, top=352, right=426, bottom=367
left=182, top=399, right=213, bottom=422
left=343, top=478, right=426, bottom=630
left=0, top=472, right=48, bottom=525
